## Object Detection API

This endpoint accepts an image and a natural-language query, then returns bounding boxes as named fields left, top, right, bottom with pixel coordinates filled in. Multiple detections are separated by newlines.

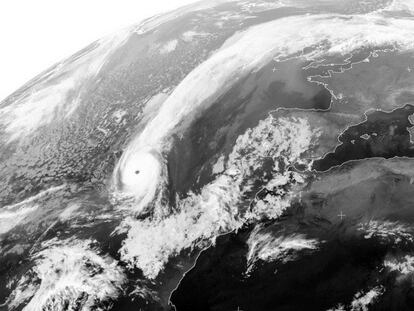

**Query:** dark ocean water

left=170, top=220, right=414, bottom=311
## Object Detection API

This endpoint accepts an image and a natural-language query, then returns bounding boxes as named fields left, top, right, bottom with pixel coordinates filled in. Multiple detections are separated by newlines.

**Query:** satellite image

left=2, top=0, right=414, bottom=310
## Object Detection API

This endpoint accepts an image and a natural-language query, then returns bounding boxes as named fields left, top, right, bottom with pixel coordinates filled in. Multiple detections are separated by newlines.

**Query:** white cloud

left=114, top=11, right=414, bottom=206
left=327, top=304, right=346, bottom=311
left=0, top=185, right=65, bottom=236
left=384, top=255, right=414, bottom=275
left=358, top=220, right=414, bottom=244
left=0, top=204, right=38, bottom=235
left=327, top=286, right=385, bottom=311
left=246, top=226, right=319, bottom=274
left=379, top=0, right=414, bottom=14
left=6, top=238, right=126, bottom=311
left=0, top=0, right=201, bottom=102
left=119, top=115, right=318, bottom=279
left=0, top=30, right=130, bottom=143
left=58, top=203, right=82, bottom=222
left=350, top=287, right=384, bottom=311
left=159, top=39, right=179, bottom=54
left=181, top=30, right=210, bottom=42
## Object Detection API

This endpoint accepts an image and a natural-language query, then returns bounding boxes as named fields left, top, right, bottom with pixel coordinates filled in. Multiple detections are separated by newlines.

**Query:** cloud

left=6, top=238, right=126, bottom=311
left=0, top=29, right=130, bottom=143
left=379, top=0, right=414, bottom=14
left=327, top=286, right=385, bottom=311
left=119, top=115, right=317, bottom=279
left=384, top=254, right=414, bottom=275
left=246, top=227, right=320, bottom=274
left=0, top=185, right=65, bottom=237
left=114, top=10, right=414, bottom=208
left=350, top=286, right=385, bottom=311
left=358, top=220, right=414, bottom=245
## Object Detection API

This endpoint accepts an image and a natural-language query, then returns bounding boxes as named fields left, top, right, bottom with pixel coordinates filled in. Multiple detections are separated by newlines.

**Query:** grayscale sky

left=0, top=0, right=199, bottom=101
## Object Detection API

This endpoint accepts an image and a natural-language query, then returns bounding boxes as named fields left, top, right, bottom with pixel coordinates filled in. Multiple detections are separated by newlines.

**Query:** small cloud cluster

left=358, top=220, right=414, bottom=245
left=246, top=226, right=319, bottom=274
left=327, top=286, right=384, bottom=311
